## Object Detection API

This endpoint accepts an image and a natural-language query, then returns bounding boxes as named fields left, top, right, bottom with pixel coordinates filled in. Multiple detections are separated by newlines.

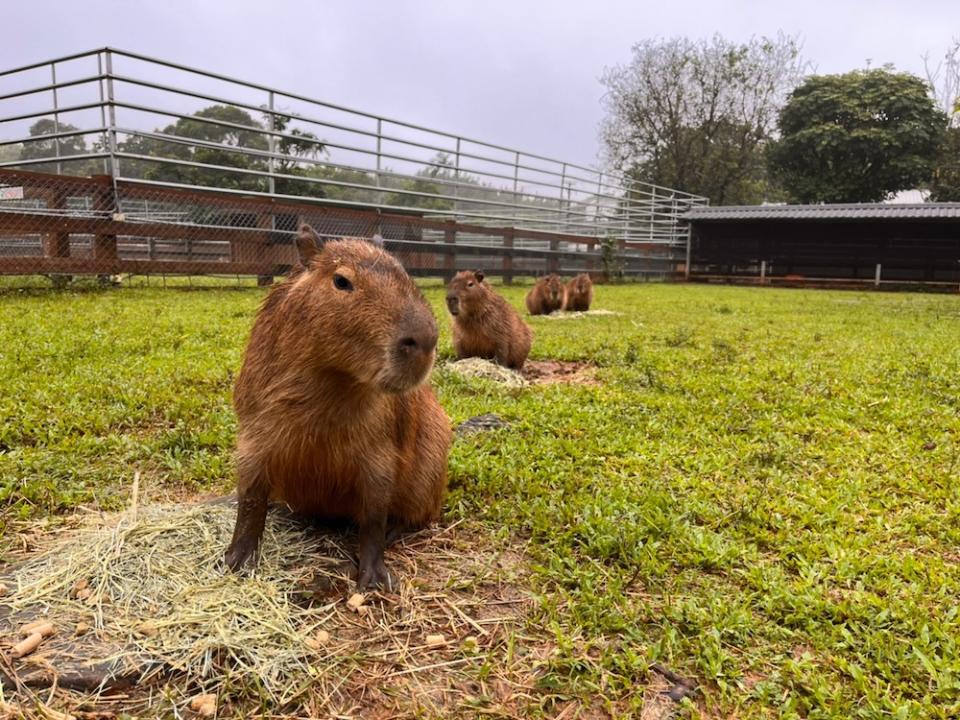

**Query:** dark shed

left=682, top=203, right=960, bottom=288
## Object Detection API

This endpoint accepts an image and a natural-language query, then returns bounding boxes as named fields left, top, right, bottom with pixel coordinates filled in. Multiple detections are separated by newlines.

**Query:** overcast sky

left=2, top=0, right=958, bottom=169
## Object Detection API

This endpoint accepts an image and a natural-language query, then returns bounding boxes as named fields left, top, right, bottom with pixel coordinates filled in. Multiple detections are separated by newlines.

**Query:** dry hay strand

left=0, top=503, right=539, bottom=718
left=542, top=309, right=621, bottom=320
left=444, top=358, right=529, bottom=387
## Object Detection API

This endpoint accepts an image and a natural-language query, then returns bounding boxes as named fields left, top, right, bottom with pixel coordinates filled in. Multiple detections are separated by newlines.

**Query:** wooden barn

left=683, top=203, right=960, bottom=289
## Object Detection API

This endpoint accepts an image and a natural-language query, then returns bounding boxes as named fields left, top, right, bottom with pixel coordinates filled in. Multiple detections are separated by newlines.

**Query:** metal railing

left=0, top=48, right=707, bottom=251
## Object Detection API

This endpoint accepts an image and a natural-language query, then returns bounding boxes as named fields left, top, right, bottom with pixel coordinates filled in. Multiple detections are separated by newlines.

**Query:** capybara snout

left=387, top=306, right=439, bottom=391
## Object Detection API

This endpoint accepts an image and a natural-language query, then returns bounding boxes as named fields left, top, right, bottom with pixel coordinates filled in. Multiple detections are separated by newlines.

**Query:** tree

left=769, top=69, right=948, bottom=203
left=268, top=112, right=326, bottom=197
left=0, top=143, right=21, bottom=164
left=18, top=119, right=93, bottom=174
left=119, top=104, right=329, bottom=196
left=122, top=105, right=273, bottom=191
left=924, top=38, right=960, bottom=126
left=924, top=40, right=960, bottom=201
left=929, top=126, right=960, bottom=201
left=384, top=153, right=458, bottom=211
left=600, top=33, right=806, bottom=205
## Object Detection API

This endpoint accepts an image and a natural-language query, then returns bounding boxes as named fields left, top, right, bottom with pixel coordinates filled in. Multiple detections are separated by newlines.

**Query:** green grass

left=2, top=281, right=960, bottom=718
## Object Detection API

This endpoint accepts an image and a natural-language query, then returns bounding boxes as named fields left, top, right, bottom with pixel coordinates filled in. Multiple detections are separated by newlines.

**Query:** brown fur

left=563, top=273, right=594, bottom=311
left=225, top=225, right=451, bottom=589
left=446, top=270, right=533, bottom=370
left=525, top=274, right=566, bottom=315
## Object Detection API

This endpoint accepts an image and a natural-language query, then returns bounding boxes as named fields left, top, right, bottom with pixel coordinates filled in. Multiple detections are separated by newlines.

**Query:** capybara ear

left=474, top=270, right=485, bottom=283
left=296, top=224, right=323, bottom=266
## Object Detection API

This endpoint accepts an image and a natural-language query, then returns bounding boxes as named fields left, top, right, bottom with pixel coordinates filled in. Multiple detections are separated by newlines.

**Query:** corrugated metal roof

left=683, top=203, right=960, bottom=222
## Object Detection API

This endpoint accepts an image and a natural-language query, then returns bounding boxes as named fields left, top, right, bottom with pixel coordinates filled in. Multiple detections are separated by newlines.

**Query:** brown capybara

left=446, top=270, right=533, bottom=370
left=225, top=225, right=451, bottom=590
left=525, top=274, right=566, bottom=315
left=564, top=273, right=594, bottom=312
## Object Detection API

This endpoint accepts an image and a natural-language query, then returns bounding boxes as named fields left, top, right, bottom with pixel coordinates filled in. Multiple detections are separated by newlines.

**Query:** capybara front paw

left=357, top=556, right=395, bottom=591
left=224, top=539, right=256, bottom=571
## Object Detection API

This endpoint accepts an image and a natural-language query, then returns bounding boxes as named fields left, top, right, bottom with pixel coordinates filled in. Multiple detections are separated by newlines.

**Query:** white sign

left=0, top=186, right=24, bottom=200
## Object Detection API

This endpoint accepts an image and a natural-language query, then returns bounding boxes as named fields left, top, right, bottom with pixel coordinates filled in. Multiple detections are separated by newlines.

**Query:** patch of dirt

left=521, top=359, right=599, bottom=386
left=640, top=676, right=679, bottom=720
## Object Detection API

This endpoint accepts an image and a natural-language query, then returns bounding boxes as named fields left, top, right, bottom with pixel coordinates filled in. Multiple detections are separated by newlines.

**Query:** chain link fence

left=0, top=168, right=684, bottom=286
left=0, top=48, right=704, bottom=286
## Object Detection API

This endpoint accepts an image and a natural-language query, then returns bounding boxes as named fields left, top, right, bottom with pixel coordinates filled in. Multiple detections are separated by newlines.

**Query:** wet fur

left=446, top=270, right=533, bottom=370
left=525, top=274, right=566, bottom=315
left=563, top=273, right=594, bottom=312
left=226, top=228, right=451, bottom=588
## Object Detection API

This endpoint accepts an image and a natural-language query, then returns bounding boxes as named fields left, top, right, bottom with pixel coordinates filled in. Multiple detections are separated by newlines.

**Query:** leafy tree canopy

left=769, top=68, right=948, bottom=203
left=601, top=33, right=806, bottom=205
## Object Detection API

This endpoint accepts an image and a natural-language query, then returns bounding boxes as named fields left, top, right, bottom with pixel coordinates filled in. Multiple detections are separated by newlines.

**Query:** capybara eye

left=467, top=282, right=474, bottom=288
left=333, top=274, right=353, bottom=292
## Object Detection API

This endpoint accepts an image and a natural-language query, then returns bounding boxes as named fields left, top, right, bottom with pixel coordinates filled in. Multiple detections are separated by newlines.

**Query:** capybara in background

left=564, top=273, right=594, bottom=312
left=225, top=225, right=451, bottom=590
left=446, top=270, right=533, bottom=370
left=525, top=274, right=566, bottom=315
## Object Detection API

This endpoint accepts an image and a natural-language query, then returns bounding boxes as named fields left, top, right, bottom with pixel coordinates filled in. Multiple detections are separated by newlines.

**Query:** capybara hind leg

left=357, top=512, right=394, bottom=591
left=225, top=482, right=268, bottom=571
left=385, top=523, right=405, bottom=546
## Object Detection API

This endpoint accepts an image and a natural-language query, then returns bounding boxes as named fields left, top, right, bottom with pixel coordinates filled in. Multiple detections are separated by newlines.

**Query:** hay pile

left=2, top=503, right=349, bottom=703
left=542, top=309, right=621, bottom=320
left=444, top=358, right=529, bottom=387
left=1, top=502, right=535, bottom=716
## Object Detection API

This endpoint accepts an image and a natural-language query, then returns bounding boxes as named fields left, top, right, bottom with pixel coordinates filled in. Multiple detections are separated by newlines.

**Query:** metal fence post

left=443, top=219, right=456, bottom=276
left=685, top=224, right=692, bottom=280
left=513, top=150, right=520, bottom=200
left=50, top=62, right=62, bottom=175
left=875, top=263, right=882, bottom=288
left=623, top=181, right=632, bottom=246
left=558, top=162, right=567, bottom=233
left=648, top=186, right=656, bottom=243
left=375, top=118, right=383, bottom=190
left=97, top=52, right=109, bottom=174
left=594, top=171, right=602, bottom=228
left=103, top=51, right=120, bottom=181
left=267, top=91, right=276, bottom=196
left=453, top=137, right=462, bottom=216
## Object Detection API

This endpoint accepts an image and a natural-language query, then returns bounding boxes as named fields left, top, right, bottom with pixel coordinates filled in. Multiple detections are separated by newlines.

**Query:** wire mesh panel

left=0, top=48, right=709, bottom=285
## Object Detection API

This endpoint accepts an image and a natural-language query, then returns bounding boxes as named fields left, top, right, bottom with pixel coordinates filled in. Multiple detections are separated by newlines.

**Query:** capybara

left=525, top=274, right=566, bottom=315
left=446, top=270, right=533, bottom=370
left=225, top=225, right=452, bottom=590
left=564, top=273, right=594, bottom=312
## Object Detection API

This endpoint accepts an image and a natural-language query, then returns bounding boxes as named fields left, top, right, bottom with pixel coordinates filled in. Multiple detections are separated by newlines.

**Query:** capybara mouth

left=446, top=298, right=459, bottom=316
left=381, top=356, right=434, bottom=393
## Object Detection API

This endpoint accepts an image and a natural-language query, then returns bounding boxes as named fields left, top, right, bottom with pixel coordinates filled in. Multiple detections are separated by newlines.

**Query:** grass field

left=2, top=280, right=960, bottom=718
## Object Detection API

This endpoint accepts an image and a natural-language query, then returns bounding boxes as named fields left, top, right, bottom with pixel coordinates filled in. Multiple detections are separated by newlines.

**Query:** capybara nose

left=446, top=297, right=459, bottom=315
left=398, top=328, right=438, bottom=356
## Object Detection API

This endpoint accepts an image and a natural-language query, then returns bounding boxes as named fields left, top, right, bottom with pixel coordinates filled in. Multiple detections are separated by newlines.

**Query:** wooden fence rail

left=0, top=168, right=682, bottom=282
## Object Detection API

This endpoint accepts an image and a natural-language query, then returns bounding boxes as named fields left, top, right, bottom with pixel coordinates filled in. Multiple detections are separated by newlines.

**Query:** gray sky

left=2, top=0, right=958, bottom=169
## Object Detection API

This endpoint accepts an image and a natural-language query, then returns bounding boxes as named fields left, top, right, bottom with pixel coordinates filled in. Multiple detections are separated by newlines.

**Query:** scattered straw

left=444, top=358, right=529, bottom=387
left=3, top=504, right=344, bottom=704
left=1, top=503, right=540, bottom=717
left=542, top=309, right=621, bottom=320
